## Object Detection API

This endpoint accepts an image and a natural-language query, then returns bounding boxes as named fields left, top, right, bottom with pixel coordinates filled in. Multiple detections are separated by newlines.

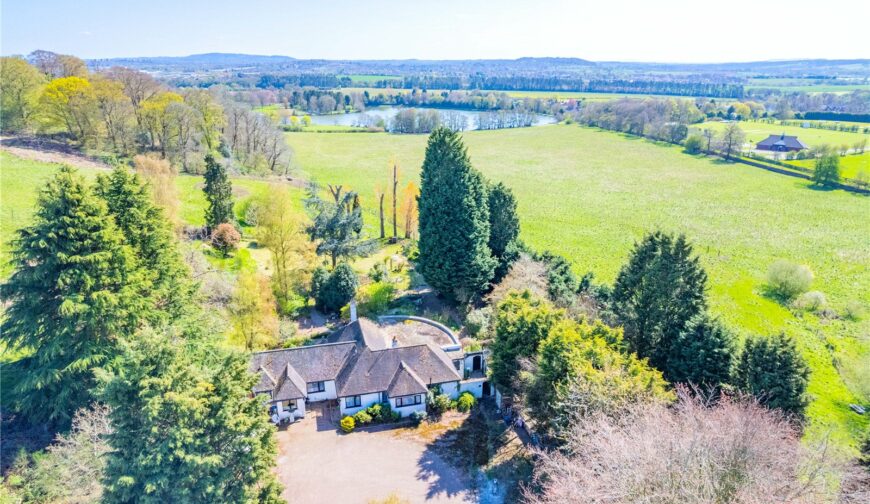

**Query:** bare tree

left=717, top=122, right=746, bottom=160
left=524, top=391, right=838, bottom=504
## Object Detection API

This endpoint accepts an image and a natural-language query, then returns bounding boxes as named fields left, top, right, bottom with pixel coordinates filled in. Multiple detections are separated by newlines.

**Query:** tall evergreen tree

left=0, top=167, right=149, bottom=426
left=733, top=333, right=809, bottom=418
left=95, top=166, right=193, bottom=321
left=611, top=231, right=708, bottom=370
left=99, top=328, right=283, bottom=503
left=664, top=313, right=734, bottom=389
left=203, top=154, right=234, bottom=231
left=487, top=181, right=520, bottom=281
left=304, top=182, right=376, bottom=268
left=418, top=127, right=495, bottom=302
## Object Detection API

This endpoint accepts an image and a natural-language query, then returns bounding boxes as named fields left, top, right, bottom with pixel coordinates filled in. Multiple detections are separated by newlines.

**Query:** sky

left=2, top=0, right=869, bottom=63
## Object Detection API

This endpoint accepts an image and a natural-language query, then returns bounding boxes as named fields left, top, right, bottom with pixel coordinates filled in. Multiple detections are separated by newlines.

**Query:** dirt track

left=0, top=136, right=112, bottom=171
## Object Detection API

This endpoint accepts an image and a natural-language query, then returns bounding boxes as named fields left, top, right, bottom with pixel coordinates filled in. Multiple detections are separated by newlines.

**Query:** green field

left=339, top=74, right=401, bottom=84
left=745, top=78, right=870, bottom=94
left=342, top=86, right=713, bottom=102
left=285, top=125, right=870, bottom=449
left=790, top=152, right=870, bottom=180
left=0, top=152, right=303, bottom=275
left=693, top=120, right=870, bottom=149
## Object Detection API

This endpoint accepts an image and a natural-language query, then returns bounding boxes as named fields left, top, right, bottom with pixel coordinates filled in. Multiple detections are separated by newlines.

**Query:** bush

left=391, top=411, right=401, bottom=422
left=410, top=410, right=427, bottom=426
left=464, top=307, right=492, bottom=338
left=340, top=416, right=355, bottom=433
left=353, top=410, right=372, bottom=425
left=456, top=392, right=476, bottom=412
left=210, top=223, right=241, bottom=257
left=766, top=260, right=813, bottom=300
left=684, top=134, right=704, bottom=154
left=379, top=401, right=394, bottom=420
left=312, top=262, right=358, bottom=313
left=369, top=262, right=389, bottom=282
left=358, top=282, right=396, bottom=317
left=366, top=403, right=383, bottom=422
left=793, top=291, right=827, bottom=312
left=429, top=393, right=453, bottom=414
left=842, top=301, right=865, bottom=321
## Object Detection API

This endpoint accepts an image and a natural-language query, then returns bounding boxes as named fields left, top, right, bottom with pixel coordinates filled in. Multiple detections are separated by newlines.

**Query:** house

left=755, top=133, right=808, bottom=152
left=250, top=314, right=491, bottom=420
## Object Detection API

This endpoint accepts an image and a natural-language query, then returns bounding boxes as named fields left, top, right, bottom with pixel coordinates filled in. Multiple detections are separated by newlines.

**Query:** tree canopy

left=734, top=333, right=809, bottom=418
left=203, top=153, right=234, bottom=230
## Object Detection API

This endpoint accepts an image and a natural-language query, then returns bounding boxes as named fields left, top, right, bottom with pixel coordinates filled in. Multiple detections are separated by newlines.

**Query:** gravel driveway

left=275, top=404, right=476, bottom=503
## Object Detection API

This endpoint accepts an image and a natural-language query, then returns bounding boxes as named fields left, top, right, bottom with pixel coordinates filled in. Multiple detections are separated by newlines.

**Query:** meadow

left=341, top=86, right=698, bottom=101
left=745, top=78, right=870, bottom=94
left=790, top=151, right=870, bottom=180
left=692, top=119, right=870, bottom=149
left=285, top=125, right=870, bottom=448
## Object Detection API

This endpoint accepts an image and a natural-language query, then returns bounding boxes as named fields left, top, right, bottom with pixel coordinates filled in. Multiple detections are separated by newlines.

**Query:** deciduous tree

left=38, top=76, right=99, bottom=143
left=0, top=56, right=45, bottom=132
left=230, top=269, right=279, bottom=351
left=812, top=153, right=840, bottom=187
left=716, top=122, right=745, bottom=160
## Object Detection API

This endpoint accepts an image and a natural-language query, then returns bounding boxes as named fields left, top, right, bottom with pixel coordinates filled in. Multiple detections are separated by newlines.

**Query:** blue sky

left=2, top=0, right=868, bottom=62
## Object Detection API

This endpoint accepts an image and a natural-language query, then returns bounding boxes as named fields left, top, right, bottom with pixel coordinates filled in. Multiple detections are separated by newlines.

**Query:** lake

left=306, top=106, right=556, bottom=130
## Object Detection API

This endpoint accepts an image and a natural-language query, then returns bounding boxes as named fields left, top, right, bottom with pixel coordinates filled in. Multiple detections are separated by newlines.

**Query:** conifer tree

left=304, top=182, right=376, bottom=269
left=100, top=328, right=283, bottom=503
left=611, top=231, right=708, bottom=370
left=1, top=166, right=148, bottom=425
left=487, top=181, right=520, bottom=281
left=734, top=333, right=809, bottom=417
left=203, top=154, right=234, bottom=231
left=664, top=313, right=734, bottom=389
left=418, top=127, right=495, bottom=302
left=95, top=166, right=193, bottom=321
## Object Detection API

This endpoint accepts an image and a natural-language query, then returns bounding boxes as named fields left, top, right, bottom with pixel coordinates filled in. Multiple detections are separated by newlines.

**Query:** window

left=345, top=396, right=361, bottom=408
left=288, top=400, right=297, bottom=411
left=307, top=381, right=325, bottom=393
left=395, top=394, right=422, bottom=408
left=453, top=360, right=462, bottom=371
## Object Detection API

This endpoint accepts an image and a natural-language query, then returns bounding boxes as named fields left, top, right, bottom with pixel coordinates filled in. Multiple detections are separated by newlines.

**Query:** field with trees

left=693, top=119, right=870, bottom=149
left=286, top=124, right=870, bottom=447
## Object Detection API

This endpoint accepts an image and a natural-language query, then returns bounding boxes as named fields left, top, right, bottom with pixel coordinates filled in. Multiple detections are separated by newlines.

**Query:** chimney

left=391, top=336, right=399, bottom=348
left=349, top=300, right=358, bottom=322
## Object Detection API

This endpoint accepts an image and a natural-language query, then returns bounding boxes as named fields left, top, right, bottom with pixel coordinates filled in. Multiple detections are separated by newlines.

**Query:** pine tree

left=418, top=127, right=495, bottom=302
left=304, top=182, right=376, bottom=268
left=734, top=333, right=809, bottom=417
left=95, top=166, right=193, bottom=322
left=665, top=313, right=734, bottom=389
left=203, top=154, right=234, bottom=231
left=100, top=328, right=283, bottom=503
left=487, top=181, right=520, bottom=281
left=611, top=231, right=708, bottom=371
left=0, top=166, right=149, bottom=426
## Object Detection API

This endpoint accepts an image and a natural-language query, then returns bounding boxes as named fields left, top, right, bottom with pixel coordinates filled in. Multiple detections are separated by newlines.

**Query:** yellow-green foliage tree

left=230, top=269, right=279, bottom=351
left=527, top=318, right=672, bottom=439
left=141, top=91, right=183, bottom=156
left=38, top=76, right=98, bottom=142
left=256, top=186, right=315, bottom=313
left=0, top=56, right=45, bottom=132
left=92, top=75, right=136, bottom=154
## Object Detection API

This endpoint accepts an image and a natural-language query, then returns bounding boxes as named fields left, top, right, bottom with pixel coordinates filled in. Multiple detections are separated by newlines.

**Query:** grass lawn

left=0, top=152, right=306, bottom=275
left=692, top=120, right=870, bottom=149
left=789, top=152, right=870, bottom=180
left=286, top=125, right=870, bottom=450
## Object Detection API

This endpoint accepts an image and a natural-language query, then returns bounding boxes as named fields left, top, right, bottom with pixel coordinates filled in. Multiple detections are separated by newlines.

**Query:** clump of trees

left=578, top=97, right=704, bottom=143
left=417, top=128, right=520, bottom=303
left=524, top=391, right=836, bottom=504
left=0, top=51, right=290, bottom=175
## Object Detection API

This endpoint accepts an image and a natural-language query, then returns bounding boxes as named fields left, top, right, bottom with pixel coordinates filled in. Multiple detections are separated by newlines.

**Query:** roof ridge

left=251, top=341, right=356, bottom=356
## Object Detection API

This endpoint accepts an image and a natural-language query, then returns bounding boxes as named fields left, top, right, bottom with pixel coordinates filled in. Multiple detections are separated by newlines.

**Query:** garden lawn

left=287, top=125, right=870, bottom=450
left=693, top=120, right=870, bottom=149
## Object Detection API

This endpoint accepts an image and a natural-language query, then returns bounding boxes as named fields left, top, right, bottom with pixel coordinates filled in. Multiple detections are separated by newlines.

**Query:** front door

left=472, top=355, right=482, bottom=371
left=483, top=381, right=491, bottom=397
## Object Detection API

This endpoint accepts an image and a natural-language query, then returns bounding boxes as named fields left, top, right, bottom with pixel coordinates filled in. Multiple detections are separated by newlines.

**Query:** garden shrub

left=312, top=262, right=358, bottom=313
left=430, top=393, right=453, bottom=414
left=353, top=410, right=372, bottom=425
left=767, top=260, right=813, bottom=300
left=210, top=223, right=240, bottom=257
left=358, top=282, right=396, bottom=317
left=410, top=410, right=427, bottom=426
left=379, top=401, right=394, bottom=419
left=456, top=392, right=476, bottom=412
left=684, top=134, right=704, bottom=154
left=793, top=291, right=827, bottom=312
left=465, top=307, right=492, bottom=338
left=340, top=416, right=355, bottom=433
left=369, top=262, right=389, bottom=282
left=391, top=411, right=401, bottom=422
left=366, top=403, right=383, bottom=421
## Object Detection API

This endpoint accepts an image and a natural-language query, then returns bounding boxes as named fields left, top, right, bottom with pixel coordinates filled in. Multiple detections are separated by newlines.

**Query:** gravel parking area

left=275, top=404, right=476, bottom=503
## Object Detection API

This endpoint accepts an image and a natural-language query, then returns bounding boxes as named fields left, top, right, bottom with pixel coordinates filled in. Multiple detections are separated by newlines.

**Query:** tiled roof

left=387, top=362, right=429, bottom=397
left=250, top=342, right=356, bottom=384
left=756, top=134, right=808, bottom=149
left=336, top=342, right=460, bottom=397
left=328, top=318, right=389, bottom=350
